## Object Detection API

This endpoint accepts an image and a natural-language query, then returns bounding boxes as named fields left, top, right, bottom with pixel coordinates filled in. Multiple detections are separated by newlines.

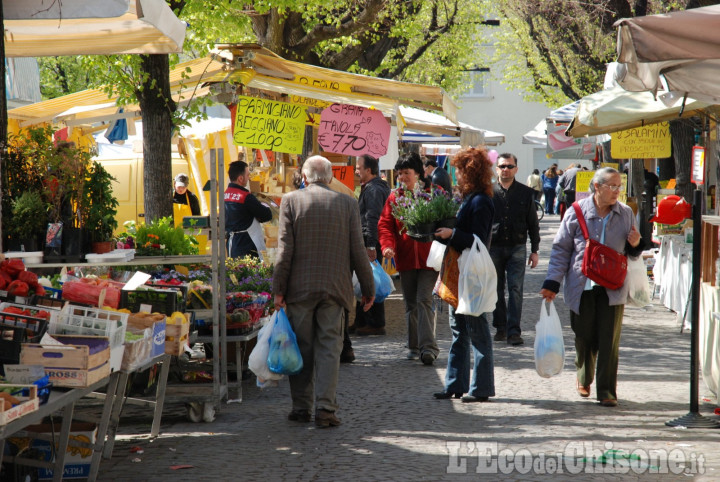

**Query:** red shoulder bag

left=572, top=203, right=627, bottom=291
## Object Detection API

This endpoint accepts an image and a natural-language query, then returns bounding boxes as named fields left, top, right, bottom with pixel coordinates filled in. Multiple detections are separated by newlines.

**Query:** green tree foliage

left=491, top=0, right=707, bottom=106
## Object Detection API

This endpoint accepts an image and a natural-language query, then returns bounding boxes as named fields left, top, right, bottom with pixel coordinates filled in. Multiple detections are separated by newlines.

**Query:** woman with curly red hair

left=433, top=146, right=496, bottom=402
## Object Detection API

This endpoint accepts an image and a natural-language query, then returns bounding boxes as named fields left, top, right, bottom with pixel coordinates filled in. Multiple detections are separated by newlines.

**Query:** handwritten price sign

left=233, top=95, right=307, bottom=154
left=317, top=103, right=390, bottom=157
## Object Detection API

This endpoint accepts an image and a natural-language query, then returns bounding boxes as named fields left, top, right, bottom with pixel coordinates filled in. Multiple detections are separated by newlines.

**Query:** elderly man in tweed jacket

left=273, top=155, right=375, bottom=428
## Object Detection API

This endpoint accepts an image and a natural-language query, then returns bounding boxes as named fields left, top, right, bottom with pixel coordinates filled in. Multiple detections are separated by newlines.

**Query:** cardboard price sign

left=332, top=166, right=354, bottom=191
left=610, top=122, right=671, bottom=159
left=233, top=95, right=307, bottom=154
left=317, top=103, right=390, bottom=157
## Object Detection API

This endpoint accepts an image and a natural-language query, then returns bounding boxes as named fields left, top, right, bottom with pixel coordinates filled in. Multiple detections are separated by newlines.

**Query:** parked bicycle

left=535, top=200, right=544, bottom=221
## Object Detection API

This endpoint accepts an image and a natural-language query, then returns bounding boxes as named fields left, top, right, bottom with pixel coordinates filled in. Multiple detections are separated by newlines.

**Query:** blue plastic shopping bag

left=267, top=308, right=304, bottom=375
left=372, top=260, right=394, bottom=303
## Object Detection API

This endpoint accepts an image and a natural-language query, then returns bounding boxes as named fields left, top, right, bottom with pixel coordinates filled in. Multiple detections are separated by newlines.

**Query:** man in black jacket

left=350, top=154, right=391, bottom=338
left=423, top=158, right=452, bottom=192
left=224, top=160, right=273, bottom=259
left=490, top=153, right=541, bottom=346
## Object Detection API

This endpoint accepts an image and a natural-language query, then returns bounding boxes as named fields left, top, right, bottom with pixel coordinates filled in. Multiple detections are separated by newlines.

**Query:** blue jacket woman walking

left=541, top=166, right=559, bottom=214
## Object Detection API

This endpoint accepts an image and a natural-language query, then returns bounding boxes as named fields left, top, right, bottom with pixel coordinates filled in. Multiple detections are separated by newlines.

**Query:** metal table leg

left=100, top=371, right=130, bottom=460
left=150, top=354, right=171, bottom=437
left=52, top=402, right=76, bottom=482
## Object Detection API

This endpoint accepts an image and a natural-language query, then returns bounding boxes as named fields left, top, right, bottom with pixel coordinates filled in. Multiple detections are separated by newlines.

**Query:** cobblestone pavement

left=95, top=216, right=720, bottom=481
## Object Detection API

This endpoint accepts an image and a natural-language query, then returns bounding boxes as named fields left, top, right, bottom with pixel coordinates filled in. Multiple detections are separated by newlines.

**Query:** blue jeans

left=490, top=245, right=526, bottom=337
left=443, top=307, right=495, bottom=397
left=543, top=188, right=556, bottom=214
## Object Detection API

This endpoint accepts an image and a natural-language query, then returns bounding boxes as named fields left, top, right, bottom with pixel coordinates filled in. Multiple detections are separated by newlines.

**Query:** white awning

left=421, top=144, right=462, bottom=156
left=4, top=0, right=187, bottom=56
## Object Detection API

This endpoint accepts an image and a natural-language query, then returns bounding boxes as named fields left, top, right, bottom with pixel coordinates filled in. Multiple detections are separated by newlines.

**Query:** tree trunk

left=137, top=54, right=175, bottom=224
left=670, top=120, right=696, bottom=202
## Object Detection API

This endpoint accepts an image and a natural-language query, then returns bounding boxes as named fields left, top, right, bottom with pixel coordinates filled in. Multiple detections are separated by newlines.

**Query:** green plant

left=391, top=187, right=459, bottom=229
left=122, top=217, right=199, bottom=256
left=9, top=191, right=48, bottom=240
left=82, top=161, right=119, bottom=242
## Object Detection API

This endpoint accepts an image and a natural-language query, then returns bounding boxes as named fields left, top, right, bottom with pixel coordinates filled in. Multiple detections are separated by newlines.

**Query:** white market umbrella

left=615, top=5, right=720, bottom=104
left=4, top=0, right=187, bottom=56
left=566, top=86, right=709, bottom=137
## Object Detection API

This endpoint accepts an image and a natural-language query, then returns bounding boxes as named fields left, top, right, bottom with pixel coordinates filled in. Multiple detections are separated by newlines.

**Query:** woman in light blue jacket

left=540, top=167, right=643, bottom=407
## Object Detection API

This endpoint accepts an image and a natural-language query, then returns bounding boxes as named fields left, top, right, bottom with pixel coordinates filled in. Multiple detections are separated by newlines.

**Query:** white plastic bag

left=456, top=235, right=498, bottom=316
left=426, top=241, right=445, bottom=271
left=626, top=257, right=651, bottom=307
left=534, top=301, right=565, bottom=378
left=248, top=314, right=283, bottom=385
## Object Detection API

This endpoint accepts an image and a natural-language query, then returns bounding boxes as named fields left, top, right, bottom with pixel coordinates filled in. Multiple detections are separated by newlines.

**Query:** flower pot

left=408, top=222, right=436, bottom=235
left=437, top=218, right=457, bottom=229
left=91, top=241, right=114, bottom=254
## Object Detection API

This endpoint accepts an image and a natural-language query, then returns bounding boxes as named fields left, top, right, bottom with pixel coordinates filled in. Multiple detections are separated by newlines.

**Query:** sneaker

left=493, top=330, right=506, bottom=342
left=507, top=334, right=524, bottom=345
left=315, top=409, right=341, bottom=428
left=288, top=409, right=312, bottom=423
left=406, top=349, right=420, bottom=360
left=420, top=352, right=435, bottom=366
left=340, top=347, right=355, bottom=363
left=356, top=326, right=386, bottom=336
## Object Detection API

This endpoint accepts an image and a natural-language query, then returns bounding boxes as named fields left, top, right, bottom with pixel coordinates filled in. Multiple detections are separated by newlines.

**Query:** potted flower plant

left=82, top=161, right=119, bottom=253
left=391, top=187, right=460, bottom=236
left=7, top=190, right=48, bottom=251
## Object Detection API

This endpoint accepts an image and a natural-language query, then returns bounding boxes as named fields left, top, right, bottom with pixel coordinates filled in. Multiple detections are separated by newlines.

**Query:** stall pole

left=666, top=189, right=720, bottom=428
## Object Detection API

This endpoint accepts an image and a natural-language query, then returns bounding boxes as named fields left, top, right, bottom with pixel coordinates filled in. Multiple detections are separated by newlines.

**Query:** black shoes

left=340, top=347, right=355, bottom=363
left=433, top=391, right=463, bottom=399
left=288, top=409, right=312, bottom=423
left=315, top=409, right=341, bottom=428
left=420, top=352, right=436, bottom=366
left=494, top=330, right=506, bottom=342
left=461, top=395, right=490, bottom=403
left=507, top=334, right=524, bottom=345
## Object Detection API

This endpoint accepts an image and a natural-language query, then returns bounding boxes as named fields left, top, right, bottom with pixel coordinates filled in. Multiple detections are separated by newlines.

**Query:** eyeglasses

left=602, top=184, right=625, bottom=192
left=497, top=165, right=516, bottom=170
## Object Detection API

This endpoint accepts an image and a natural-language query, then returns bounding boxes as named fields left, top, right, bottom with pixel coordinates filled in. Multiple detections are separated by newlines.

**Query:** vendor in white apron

left=224, top=160, right=273, bottom=260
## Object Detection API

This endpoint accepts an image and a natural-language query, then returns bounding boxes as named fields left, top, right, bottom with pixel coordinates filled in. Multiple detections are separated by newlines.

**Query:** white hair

left=302, top=155, right=333, bottom=184
left=589, top=167, right=619, bottom=193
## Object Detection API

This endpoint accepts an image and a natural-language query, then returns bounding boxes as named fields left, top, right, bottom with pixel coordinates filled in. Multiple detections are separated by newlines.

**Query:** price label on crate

left=139, top=303, right=153, bottom=313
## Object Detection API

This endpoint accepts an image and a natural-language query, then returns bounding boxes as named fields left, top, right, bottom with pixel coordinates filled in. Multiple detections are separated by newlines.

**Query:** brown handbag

left=434, top=245, right=461, bottom=308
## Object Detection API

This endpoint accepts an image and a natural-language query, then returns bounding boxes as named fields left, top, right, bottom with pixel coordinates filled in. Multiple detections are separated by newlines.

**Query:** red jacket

left=378, top=190, right=433, bottom=273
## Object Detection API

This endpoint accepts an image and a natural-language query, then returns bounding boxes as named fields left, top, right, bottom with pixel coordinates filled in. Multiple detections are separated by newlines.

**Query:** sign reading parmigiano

left=233, top=95, right=307, bottom=154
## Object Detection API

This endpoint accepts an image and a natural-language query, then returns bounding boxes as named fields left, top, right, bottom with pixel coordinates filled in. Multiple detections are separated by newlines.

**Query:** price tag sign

left=691, top=146, right=705, bottom=185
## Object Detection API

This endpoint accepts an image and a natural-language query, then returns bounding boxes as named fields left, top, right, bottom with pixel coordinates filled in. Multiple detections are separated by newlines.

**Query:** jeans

left=443, top=307, right=495, bottom=398
left=543, top=188, right=556, bottom=214
left=399, top=269, right=439, bottom=357
left=490, top=245, right=527, bottom=337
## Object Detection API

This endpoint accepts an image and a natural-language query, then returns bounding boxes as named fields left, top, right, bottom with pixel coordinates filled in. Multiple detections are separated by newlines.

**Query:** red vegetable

left=6, top=280, right=29, bottom=297
left=0, top=270, right=13, bottom=285
left=0, top=259, right=25, bottom=278
left=0, top=277, right=7, bottom=291
left=17, top=270, right=38, bottom=286
left=34, top=285, right=46, bottom=296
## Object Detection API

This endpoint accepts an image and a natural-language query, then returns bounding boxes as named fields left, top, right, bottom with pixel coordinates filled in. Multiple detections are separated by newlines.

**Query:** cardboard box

left=15, top=422, right=98, bottom=480
left=0, top=383, right=39, bottom=425
left=20, top=335, right=111, bottom=388
left=127, top=314, right=166, bottom=358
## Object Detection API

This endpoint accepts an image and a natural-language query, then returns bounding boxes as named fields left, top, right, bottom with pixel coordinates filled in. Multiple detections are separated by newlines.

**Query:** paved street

left=96, top=216, right=720, bottom=481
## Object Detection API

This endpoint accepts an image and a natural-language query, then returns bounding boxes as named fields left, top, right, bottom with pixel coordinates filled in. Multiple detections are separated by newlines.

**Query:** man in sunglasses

left=490, top=153, right=541, bottom=346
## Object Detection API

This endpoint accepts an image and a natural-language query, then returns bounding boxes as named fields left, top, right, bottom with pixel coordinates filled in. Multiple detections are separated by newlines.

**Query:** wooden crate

left=165, top=320, right=189, bottom=356
left=0, top=384, right=39, bottom=425
left=21, top=335, right=111, bottom=388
